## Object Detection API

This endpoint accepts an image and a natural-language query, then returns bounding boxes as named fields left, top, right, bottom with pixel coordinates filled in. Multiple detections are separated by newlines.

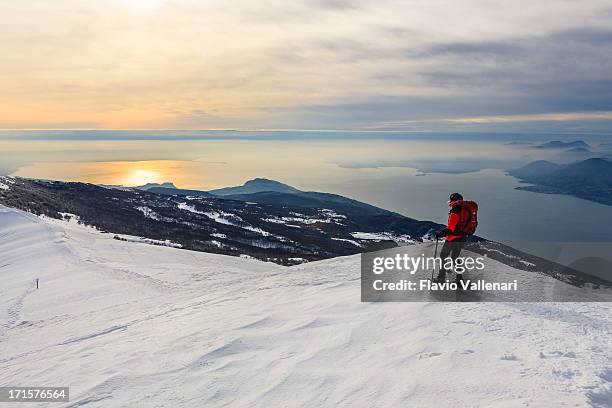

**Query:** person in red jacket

left=435, top=192, right=467, bottom=283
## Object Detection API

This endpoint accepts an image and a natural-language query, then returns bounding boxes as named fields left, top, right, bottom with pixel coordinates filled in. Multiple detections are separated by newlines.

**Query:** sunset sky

left=2, top=0, right=612, bottom=132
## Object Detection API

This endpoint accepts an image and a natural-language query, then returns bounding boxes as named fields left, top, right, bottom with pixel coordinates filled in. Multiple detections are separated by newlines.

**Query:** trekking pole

left=431, top=237, right=439, bottom=280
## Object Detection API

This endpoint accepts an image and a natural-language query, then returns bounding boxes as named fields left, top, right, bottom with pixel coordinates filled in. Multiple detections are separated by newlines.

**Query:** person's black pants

left=439, top=240, right=465, bottom=274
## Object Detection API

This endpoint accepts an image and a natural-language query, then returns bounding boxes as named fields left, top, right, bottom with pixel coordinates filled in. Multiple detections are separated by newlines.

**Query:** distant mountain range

left=534, top=140, right=590, bottom=149
left=137, top=178, right=412, bottom=218
left=209, top=178, right=300, bottom=196
left=509, top=158, right=612, bottom=205
left=130, top=178, right=298, bottom=198
left=135, top=182, right=178, bottom=191
left=550, top=147, right=597, bottom=163
left=528, top=140, right=611, bottom=164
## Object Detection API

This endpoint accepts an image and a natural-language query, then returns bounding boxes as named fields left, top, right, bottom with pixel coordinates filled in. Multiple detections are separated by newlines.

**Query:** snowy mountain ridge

left=0, top=175, right=609, bottom=288
left=0, top=176, right=439, bottom=265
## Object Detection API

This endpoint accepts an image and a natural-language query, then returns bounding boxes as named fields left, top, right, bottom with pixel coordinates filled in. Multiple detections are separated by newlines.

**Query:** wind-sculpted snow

left=1, top=206, right=611, bottom=407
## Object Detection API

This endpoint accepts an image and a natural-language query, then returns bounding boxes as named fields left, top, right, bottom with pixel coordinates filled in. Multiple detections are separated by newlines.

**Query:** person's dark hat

left=449, top=192, right=463, bottom=202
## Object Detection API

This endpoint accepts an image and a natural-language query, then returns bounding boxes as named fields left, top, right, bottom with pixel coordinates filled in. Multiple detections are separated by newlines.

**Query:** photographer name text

left=373, top=279, right=519, bottom=292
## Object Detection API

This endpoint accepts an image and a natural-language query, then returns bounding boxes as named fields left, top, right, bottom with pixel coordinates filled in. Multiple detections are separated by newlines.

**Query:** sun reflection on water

left=121, top=168, right=161, bottom=186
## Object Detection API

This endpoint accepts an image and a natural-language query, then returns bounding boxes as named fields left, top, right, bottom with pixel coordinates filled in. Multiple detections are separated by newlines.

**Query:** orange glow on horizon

left=121, top=169, right=162, bottom=186
left=11, top=160, right=210, bottom=189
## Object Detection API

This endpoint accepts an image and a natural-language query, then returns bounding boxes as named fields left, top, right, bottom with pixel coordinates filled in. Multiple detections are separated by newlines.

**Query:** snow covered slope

left=1, top=206, right=611, bottom=407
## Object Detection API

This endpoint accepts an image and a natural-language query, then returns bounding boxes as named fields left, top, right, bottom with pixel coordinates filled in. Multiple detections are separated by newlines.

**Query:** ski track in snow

left=0, top=205, right=611, bottom=407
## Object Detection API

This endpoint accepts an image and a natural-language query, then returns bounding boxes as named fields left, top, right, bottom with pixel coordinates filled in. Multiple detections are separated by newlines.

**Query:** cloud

left=0, top=122, right=100, bottom=130
left=309, top=0, right=362, bottom=10
left=1, top=0, right=612, bottom=131
left=421, top=41, right=524, bottom=58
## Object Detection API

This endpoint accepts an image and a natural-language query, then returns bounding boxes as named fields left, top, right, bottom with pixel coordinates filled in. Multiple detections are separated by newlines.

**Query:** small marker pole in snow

left=35, top=278, right=39, bottom=289
left=431, top=237, right=439, bottom=281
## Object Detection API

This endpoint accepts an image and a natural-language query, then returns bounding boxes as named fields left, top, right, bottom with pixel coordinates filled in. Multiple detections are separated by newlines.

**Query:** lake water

left=2, top=131, right=611, bottom=250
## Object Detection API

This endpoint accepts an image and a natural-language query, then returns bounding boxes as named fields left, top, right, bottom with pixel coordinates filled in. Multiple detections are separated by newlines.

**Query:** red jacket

left=444, top=201, right=465, bottom=241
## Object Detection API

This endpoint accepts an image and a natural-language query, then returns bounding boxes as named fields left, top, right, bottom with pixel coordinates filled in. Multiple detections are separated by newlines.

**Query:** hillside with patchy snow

left=0, top=177, right=439, bottom=265
left=1, top=205, right=611, bottom=407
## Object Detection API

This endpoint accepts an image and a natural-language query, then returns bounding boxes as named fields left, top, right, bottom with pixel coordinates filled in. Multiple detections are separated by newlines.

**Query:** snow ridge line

left=60, top=325, right=128, bottom=346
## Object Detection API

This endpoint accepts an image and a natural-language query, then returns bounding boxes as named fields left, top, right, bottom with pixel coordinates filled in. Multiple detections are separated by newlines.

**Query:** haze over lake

left=2, top=131, right=611, bottom=247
